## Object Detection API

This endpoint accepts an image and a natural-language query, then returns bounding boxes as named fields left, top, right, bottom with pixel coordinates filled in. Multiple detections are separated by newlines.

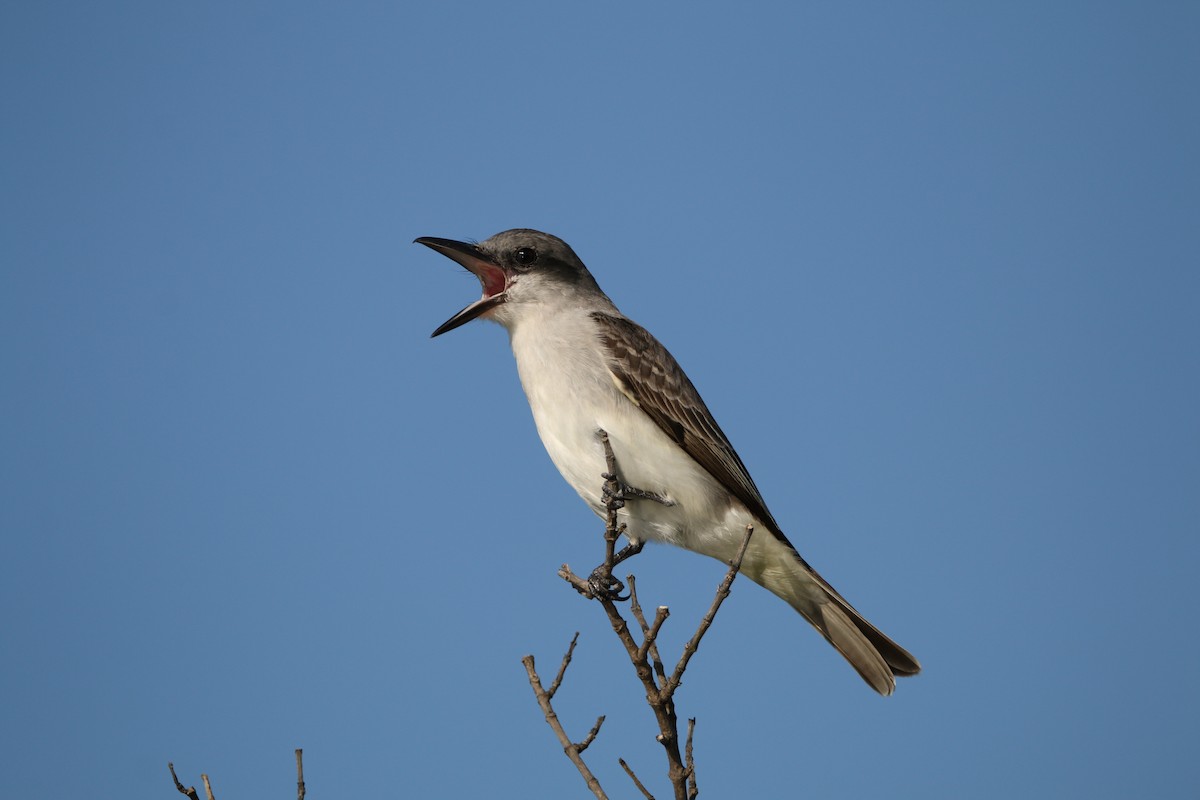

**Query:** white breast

left=504, top=307, right=744, bottom=552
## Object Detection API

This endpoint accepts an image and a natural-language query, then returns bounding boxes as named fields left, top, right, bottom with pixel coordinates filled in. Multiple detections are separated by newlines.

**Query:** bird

left=415, top=228, right=920, bottom=695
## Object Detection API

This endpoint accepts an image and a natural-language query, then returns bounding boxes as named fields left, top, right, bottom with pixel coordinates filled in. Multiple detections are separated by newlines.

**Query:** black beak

left=414, top=237, right=509, bottom=337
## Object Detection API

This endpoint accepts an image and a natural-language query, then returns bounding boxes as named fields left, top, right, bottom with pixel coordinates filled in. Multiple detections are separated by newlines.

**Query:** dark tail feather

left=815, top=598, right=921, bottom=694
left=847, top=602, right=922, bottom=677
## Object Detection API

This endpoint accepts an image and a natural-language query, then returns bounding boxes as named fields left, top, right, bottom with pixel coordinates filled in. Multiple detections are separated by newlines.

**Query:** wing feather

left=590, top=311, right=785, bottom=538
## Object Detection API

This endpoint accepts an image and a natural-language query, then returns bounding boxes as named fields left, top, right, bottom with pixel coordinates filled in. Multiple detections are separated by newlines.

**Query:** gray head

left=415, top=229, right=609, bottom=337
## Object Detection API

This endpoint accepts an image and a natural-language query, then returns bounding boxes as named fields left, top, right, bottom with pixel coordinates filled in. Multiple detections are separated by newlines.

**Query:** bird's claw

left=601, top=473, right=626, bottom=510
left=601, top=473, right=674, bottom=509
left=587, top=567, right=630, bottom=601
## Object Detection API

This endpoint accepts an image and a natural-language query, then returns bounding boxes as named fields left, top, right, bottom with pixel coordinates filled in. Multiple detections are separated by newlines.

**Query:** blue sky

left=2, top=2, right=1197, bottom=797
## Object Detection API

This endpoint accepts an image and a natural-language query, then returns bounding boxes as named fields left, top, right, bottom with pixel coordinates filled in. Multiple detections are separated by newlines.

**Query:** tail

left=742, top=534, right=921, bottom=695
left=814, top=589, right=921, bottom=696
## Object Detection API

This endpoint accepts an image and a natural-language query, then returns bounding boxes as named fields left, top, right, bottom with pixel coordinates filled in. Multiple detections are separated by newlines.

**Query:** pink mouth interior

left=479, top=263, right=506, bottom=297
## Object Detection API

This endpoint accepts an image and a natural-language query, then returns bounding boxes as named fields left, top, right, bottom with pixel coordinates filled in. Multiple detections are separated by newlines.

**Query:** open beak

left=414, top=236, right=509, bottom=337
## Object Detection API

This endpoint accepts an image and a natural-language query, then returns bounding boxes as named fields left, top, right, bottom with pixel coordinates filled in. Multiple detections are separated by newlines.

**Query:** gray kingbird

left=415, top=228, right=920, bottom=695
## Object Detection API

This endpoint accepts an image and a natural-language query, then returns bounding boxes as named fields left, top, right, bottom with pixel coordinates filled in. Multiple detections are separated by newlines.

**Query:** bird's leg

left=595, top=428, right=676, bottom=508
left=600, top=471, right=626, bottom=511
left=587, top=429, right=656, bottom=600
left=611, top=539, right=645, bottom=568
left=588, top=510, right=633, bottom=600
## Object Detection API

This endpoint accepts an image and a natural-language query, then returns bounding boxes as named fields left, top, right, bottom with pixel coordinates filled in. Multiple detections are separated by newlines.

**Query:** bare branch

left=168, top=763, right=199, bottom=800
left=592, top=430, right=688, bottom=798
left=521, top=653, right=608, bottom=799
left=619, top=758, right=656, bottom=800
left=295, top=749, right=306, bottom=800
left=548, top=632, right=580, bottom=700
left=531, top=430, right=749, bottom=800
left=663, top=525, right=754, bottom=701
left=201, top=773, right=216, bottom=800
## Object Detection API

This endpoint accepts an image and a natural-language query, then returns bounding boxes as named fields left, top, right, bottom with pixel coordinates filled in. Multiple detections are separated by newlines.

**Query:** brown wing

left=590, top=311, right=786, bottom=538
left=593, top=313, right=922, bottom=682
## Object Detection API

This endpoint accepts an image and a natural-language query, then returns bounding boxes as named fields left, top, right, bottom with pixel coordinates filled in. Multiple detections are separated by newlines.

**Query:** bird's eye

left=514, top=247, right=538, bottom=266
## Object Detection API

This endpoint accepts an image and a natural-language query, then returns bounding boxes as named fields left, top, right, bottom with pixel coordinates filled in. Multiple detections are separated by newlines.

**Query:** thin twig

left=295, top=749, right=306, bottom=800
left=600, top=429, right=622, bottom=576
left=559, top=563, right=594, bottom=597
left=628, top=575, right=651, bottom=635
left=638, top=606, right=671, bottom=663
left=663, top=525, right=754, bottom=701
left=619, top=758, right=656, bottom=800
left=548, top=632, right=580, bottom=700
left=168, top=763, right=200, bottom=800
left=629, top=576, right=668, bottom=686
left=521, top=653, right=608, bottom=799
left=685, top=719, right=698, bottom=800
left=576, top=715, right=606, bottom=752
left=201, top=773, right=216, bottom=800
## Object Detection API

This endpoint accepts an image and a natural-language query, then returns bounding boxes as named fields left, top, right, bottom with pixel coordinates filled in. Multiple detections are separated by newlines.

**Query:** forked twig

left=629, top=576, right=668, bottom=686
left=522, top=651, right=608, bottom=799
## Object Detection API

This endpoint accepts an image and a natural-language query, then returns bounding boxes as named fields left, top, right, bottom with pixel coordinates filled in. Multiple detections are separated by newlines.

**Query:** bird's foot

left=601, top=473, right=676, bottom=509
left=587, top=566, right=629, bottom=601
left=585, top=540, right=644, bottom=601
left=600, top=474, right=625, bottom=511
